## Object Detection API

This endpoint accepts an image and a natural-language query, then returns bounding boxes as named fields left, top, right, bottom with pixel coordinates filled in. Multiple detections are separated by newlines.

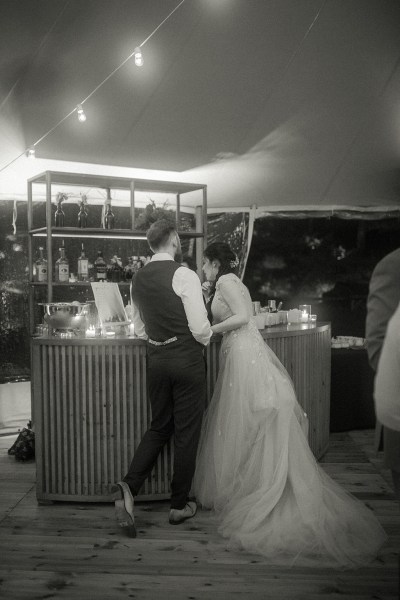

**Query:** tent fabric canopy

left=1, top=0, right=400, bottom=210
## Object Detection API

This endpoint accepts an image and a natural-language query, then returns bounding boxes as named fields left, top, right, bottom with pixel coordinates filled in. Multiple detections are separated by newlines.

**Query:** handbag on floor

left=8, top=421, right=35, bottom=461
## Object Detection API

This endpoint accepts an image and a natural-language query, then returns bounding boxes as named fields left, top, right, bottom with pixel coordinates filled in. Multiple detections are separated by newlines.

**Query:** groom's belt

left=148, top=336, right=178, bottom=346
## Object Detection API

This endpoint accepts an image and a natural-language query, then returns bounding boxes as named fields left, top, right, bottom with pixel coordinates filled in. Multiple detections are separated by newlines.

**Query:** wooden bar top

left=32, top=322, right=330, bottom=345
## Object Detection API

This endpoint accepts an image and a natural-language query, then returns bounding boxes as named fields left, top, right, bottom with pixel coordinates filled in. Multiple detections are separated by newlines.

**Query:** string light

left=77, top=104, right=87, bottom=122
left=0, top=0, right=188, bottom=174
left=134, top=47, right=143, bottom=67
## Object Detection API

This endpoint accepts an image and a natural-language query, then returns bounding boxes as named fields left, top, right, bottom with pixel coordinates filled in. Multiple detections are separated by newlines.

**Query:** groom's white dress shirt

left=131, top=252, right=212, bottom=346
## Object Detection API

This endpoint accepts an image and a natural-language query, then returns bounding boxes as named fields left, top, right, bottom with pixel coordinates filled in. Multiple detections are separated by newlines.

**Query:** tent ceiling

left=1, top=0, right=400, bottom=209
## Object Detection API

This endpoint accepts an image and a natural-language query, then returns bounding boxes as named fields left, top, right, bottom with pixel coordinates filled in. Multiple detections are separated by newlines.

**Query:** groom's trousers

left=123, top=342, right=207, bottom=509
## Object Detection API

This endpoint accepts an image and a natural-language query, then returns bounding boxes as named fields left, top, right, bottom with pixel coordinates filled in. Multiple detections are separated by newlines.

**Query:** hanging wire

left=0, top=0, right=188, bottom=175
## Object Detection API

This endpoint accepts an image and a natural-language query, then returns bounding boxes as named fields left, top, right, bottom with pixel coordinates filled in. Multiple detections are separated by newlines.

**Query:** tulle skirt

left=192, top=322, right=387, bottom=568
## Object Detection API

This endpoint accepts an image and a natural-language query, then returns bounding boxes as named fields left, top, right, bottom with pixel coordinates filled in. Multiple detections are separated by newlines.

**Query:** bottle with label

left=77, top=200, right=88, bottom=228
left=35, top=247, right=48, bottom=282
left=55, top=246, right=69, bottom=282
left=124, top=256, right=135, bottom=280
left=94, top=250, right=107, bottom=281
left=77, top=243, right=89, bottom=281
left=132, top=256, right=139, bottom=273
left=104, top=204, right=115, bottom=229
left=55, top=200, right=65, bottom=227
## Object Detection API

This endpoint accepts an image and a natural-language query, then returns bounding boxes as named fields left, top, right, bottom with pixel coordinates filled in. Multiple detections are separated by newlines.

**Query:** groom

left=112, top=219, right=212, bottom=536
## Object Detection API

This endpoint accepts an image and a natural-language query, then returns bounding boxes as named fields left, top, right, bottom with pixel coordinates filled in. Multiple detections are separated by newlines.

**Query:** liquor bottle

left=104, top=204, right=115, bottom=229
left=77, top=200, right=88, bottom=228
left=108, top=255, right=123, bottom=282
left=77, top=243, right=89, bottom=281
left=132, top=256, right=140, bottom=273
left=87, top=260, right=95, bottom=281
left=35, top=247, right=48, bottom=282
left=55, top=200, right=65, bottom=227
left=55, top=246, right=69, bottom=282
left=124, top=256, right=135, bottom=280
left=94, top=250, right=107, bottom=281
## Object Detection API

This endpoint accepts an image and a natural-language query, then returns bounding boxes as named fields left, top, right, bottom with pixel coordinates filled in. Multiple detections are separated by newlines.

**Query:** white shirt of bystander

left=374, top=300, right=400, bottom=431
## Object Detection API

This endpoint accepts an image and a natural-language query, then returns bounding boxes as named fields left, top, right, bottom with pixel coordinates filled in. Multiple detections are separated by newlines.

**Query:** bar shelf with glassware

left=27, top=171, right=208, bottom=332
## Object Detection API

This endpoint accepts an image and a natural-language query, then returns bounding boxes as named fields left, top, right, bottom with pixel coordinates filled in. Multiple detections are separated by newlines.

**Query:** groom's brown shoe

left=169, top=501, right=197, bottom=525
left=112, top=481, right=136, bottom=537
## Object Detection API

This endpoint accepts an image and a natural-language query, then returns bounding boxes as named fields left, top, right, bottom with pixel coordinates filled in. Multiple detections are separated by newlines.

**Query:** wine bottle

left=55, top=246, right=69, bottom=282
left=35, top=247, right=48, bottom=282
left=94, top=250, right=107, bottom=281
left=77, top=243, right=89, bottom=281
left=104, top=204, right=115, bottom=229
left=55, top=201, right=65, bottom=227
left=77, top=200, right=88, bottom=228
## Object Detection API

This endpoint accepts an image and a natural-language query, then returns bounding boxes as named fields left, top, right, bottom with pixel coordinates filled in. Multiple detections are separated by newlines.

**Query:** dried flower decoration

left=230, top=256, right=239, bottom=268
left=136, top=199, right=176, bottom=230
left=55, top=192, right=70, bottom=205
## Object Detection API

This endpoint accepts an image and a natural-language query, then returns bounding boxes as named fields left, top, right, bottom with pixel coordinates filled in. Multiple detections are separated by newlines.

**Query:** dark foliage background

left=243, top=216, right=400, bottom=337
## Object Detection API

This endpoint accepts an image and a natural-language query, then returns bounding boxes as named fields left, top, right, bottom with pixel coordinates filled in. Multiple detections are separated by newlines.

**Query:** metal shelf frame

left=27, top=170, right=207, bottom=332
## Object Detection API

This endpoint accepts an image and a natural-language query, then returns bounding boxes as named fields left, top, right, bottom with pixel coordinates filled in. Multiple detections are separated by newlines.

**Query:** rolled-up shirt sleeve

left=131, top=301, right=147, bottom=339
left=130, top=281, right=147, bottom=340
left=173, top=267, right=212, bottom=346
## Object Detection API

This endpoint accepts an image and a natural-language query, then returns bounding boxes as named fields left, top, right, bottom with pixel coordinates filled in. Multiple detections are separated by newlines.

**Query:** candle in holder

left=288, top=309, right=302, bottom=324
left=85, top=326, right=96, bottom=338
left=299, top=304, right=311, bottom=322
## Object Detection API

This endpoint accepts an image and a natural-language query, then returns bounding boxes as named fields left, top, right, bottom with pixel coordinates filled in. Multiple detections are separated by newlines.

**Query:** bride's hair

left=204, top=242, right=238, bottom=296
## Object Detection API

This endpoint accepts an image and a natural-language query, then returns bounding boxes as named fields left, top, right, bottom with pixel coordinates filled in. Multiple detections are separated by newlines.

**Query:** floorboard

left=0, top=431, right=398, bottom=600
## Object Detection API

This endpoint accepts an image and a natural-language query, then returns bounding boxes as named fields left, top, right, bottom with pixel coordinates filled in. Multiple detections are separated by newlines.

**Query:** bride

left=193, top=242, right=387, bottom=568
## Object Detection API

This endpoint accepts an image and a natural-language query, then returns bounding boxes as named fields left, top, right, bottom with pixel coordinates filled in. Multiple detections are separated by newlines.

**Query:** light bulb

left=26, top=146, right=35, bottom=159
left=134, top=47, right=143, bottom=67
left=77, top=104, right=86, bottom=122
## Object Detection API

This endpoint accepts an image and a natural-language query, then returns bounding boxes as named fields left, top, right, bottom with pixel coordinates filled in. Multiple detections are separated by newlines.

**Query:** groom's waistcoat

left=131, top=260, right=196, bottom=350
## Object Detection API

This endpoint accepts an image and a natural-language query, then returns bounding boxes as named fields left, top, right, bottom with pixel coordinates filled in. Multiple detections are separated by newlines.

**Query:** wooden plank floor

left=0, top=430, right=398, bottom=600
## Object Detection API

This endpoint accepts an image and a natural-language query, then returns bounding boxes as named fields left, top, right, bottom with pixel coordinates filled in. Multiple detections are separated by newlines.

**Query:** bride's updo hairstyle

left=204, top=242, right=239, bottom=296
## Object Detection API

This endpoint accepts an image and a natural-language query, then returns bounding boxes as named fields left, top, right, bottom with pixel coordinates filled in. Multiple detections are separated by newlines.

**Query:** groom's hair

left=147, top=219, right=177, bottom=252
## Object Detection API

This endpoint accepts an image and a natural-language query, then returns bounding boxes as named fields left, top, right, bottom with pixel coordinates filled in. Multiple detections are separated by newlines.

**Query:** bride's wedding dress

left=193, top=274, right=387, bottom=568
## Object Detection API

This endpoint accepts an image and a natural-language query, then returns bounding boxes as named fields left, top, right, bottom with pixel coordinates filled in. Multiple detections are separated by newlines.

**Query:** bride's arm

left=211, top=278, right=250, bottom=334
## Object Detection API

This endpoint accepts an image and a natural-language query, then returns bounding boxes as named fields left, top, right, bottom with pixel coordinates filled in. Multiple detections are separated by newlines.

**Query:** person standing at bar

left=366, top=247, right=400, bottom=502
left=112, top=219, right=212, bottom=536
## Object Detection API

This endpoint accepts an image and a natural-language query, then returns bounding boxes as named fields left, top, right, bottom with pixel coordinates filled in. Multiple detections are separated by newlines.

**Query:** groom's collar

left=151, top=252, right=174, bottom=262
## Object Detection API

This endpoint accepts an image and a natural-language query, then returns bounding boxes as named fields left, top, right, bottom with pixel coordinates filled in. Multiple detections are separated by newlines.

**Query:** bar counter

left=31, top=322, right=331, bottom=503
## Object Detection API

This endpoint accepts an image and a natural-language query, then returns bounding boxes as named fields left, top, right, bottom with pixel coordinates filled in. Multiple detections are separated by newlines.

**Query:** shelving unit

left=27, top=170, right=207, bottom=332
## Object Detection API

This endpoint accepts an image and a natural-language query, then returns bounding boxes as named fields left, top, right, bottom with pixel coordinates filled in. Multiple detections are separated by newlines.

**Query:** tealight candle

left=85, top=327, right=96, bottom=338
left=299, top=304, right=311, bottom=322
